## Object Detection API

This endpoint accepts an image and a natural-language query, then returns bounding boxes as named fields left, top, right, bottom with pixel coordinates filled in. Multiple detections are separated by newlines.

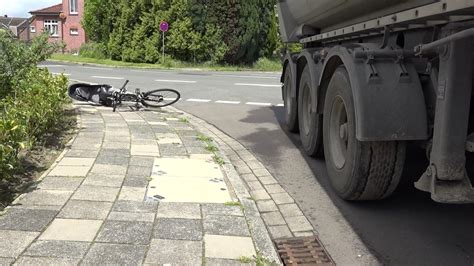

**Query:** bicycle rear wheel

left=142, top=89, right=180, bottom=107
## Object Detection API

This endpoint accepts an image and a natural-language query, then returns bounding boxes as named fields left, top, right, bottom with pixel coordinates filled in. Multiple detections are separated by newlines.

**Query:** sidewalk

left=0, top=102, right=334, bottom=265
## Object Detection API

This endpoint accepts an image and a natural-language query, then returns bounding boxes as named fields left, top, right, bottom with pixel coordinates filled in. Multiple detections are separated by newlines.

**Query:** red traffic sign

left=160, top=21, right=169, bottom=32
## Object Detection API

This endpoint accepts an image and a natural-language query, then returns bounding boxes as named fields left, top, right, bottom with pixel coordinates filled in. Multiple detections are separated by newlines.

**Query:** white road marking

left=246, top=102, right=272, bottom=106
left=83, top=66, right=112, bottom=70
left=155, top=79, right=197, bottom=83
left=275, top=103, right=284, bottom=107
left=70, top=79, right=98, bottom=85
left=186, top=98, right=211, bottom=102
left=214, top=74, right=277, bottom=79
left=131, top=69, right=169, bottom=73
left=91, top=76, right=125, bottom=80
left=52, top=73, right=71, bottom=76
left=38, top=65, right=64, bottom=67
left=215, top=100, right=241, bottom=104
left=235, top=83, right=281, bottom=87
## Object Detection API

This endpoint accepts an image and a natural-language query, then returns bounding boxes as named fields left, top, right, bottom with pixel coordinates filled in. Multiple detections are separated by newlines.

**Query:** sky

left=0, top=0, right=60, bottom=18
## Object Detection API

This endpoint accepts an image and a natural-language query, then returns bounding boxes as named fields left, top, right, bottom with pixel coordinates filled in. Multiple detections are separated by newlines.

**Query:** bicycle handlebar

left=120, top=80, right=130, bottom=91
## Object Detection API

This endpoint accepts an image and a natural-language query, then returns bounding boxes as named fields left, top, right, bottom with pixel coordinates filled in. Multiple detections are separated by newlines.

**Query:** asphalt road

left=44, top=62, right=474, bottom=265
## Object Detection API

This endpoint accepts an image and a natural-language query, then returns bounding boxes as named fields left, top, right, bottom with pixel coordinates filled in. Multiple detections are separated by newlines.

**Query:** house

left=0, top=15, right=30, bottom=41
left=29, top=0, right=86, bottom=52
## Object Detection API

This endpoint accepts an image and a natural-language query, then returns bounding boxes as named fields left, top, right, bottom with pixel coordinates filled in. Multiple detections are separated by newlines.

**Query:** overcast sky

left=1, top=0, right=60, bottom=18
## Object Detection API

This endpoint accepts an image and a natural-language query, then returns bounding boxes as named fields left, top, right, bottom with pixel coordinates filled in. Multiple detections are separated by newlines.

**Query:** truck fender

left=296, top=49, right=324, bottom=113
left=281, top=53, right=298, bottom=99
left=319, top=45, right=428, bottom=141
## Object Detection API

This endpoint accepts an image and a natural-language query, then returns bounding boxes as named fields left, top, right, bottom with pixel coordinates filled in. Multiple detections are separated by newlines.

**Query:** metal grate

left=275, top=236, right=335, bottom=266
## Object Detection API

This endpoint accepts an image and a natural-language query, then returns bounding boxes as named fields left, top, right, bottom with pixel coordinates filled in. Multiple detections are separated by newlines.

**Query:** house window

left=70, top=28, right=78, bottom=35
left=69, top=0, right=78, bottom=14
left=30, top=26, right=36, bottom=33
left=44, top=20, right=59, bottom=36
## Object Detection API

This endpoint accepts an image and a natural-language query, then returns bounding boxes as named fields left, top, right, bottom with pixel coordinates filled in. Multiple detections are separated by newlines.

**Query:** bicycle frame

left=112, top=80, right=146, bottom=111
left=109, top=79, right=179, bottom=112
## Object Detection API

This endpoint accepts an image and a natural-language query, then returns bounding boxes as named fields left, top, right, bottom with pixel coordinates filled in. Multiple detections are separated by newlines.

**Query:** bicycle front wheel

left=142, top=89, right=180, bottom=107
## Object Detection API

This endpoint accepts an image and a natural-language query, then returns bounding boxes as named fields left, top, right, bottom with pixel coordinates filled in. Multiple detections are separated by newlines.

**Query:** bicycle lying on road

left=68, top=80, right=180, bottom=112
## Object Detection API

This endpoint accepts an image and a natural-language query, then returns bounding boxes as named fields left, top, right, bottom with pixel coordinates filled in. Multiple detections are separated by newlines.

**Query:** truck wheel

left=323, top=66, right=406, bottom=200
left=283, top=64, right=299, bottom=132
left=298, top=65, right=323, bottom=157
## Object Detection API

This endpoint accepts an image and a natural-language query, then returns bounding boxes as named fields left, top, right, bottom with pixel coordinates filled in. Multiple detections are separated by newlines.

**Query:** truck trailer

left=277, top=0, right=474, bottom=203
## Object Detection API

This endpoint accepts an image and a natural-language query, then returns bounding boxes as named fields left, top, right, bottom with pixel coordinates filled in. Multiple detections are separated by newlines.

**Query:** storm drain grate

left=274, top=236, right=335, bottom=265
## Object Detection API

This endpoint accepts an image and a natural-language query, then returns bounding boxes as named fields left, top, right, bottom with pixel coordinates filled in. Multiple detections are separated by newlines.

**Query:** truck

left=277, top=0, right=474, bottom=203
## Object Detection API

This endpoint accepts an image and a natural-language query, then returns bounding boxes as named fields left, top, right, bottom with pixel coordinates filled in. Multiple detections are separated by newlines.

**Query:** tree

left=82, top=0, right=279, bottom=65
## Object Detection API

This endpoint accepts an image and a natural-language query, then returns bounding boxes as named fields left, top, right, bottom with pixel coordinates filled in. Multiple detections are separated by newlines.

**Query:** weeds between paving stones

left=224, top=201, right=242, bottom=207
left=196, top=134, right=226, bottom=165
left=254, top=251, right=276, bottom=266
left=212, top=155, right=225, bottom=166
left=196, top=134, right=212, bottom=143
left=205, top=144, right=219, bottom=153
left=224, top=201, right=245, bottom=212
left=239, top=256, right=253, bottom=263
left=238, top=252, right=275, bottom=265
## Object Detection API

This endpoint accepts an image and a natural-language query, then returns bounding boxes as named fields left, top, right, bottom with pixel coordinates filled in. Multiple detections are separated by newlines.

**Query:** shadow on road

left=238, top=106, right=474, bottom=265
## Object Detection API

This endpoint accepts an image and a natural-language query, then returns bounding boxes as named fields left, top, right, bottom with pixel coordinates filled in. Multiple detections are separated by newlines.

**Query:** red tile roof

left=30, top=3, right=62, bottom=14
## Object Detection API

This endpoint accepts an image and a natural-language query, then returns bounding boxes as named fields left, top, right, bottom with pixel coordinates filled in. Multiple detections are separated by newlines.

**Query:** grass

left=224, top=201, right=242, bottom=207
left=196, top=134, right=212, bottom=143
left=50, top=54, right=282, bottom=72
left=179, top=117, right=189, bottom=123
left=238, top=252, right=276, bottom=265
left=212, top=155, right=225, bottom=166
left=205, top=144, right=219, bottom=153
left=239, top=256, right=253, bottom=264
left=255, top=251, right=276, bottom=266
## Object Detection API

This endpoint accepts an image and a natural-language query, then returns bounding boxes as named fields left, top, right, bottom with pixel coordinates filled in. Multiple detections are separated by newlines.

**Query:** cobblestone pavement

left=0, top=102, right=323, bottom=265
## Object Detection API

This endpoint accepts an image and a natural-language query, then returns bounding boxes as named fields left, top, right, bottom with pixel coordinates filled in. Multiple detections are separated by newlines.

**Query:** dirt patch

left=0, top=105, right=77, bottom=210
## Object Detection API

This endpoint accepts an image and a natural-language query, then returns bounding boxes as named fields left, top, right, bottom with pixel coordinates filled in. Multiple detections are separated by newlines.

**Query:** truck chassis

left=279, top=0, right=474, bottom=203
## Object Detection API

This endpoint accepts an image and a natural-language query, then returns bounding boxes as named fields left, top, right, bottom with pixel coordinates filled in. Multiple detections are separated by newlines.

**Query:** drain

left=274, top=236, right=334, bottom=265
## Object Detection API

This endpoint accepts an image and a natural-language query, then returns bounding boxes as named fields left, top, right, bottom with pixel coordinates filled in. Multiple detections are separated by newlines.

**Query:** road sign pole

left=162, top=31, right=165, bottom=64
left=159, top=21, right=169, bottom=65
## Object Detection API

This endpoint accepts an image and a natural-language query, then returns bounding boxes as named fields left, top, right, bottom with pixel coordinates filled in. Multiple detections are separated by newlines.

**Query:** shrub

left=0, top=32, right=69, bottom=196
left=0, top=32, right=57, bottom=98
left=79, top=42, right=108, bottom=59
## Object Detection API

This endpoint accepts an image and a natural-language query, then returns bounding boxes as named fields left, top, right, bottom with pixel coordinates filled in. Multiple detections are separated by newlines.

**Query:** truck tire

left=323, top=66, right=406, bottom=200
left=298, top=65, right=324, bottom=157
left=283, top=64, right=299, bottom=132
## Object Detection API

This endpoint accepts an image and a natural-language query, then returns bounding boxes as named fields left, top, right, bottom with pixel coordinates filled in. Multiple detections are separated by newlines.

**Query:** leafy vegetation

left=82, top=0, right=280, bottom=65
left=0, top=32, right=69, bottom=203
left=212, top=155, right=225, bottom=166
left=224, top=201, right=242, bottom=207
left=196, top=134, right=213, bottom=143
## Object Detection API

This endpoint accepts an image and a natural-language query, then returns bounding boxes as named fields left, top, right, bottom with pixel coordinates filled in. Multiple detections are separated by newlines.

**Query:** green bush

left=0, top=32, right=57, bottom=98
left=83, top=0, right=279, bottom=65
left=0, top=31, right=69, bottom=194
left=79, top=42, right=108, bottom=59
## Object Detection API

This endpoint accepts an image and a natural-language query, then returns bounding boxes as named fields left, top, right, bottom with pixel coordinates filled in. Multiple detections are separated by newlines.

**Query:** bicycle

left=108, top=80, right=180, bottom=112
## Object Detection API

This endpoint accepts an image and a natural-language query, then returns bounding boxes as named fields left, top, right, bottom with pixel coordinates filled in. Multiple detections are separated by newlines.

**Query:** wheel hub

left=329, top=96, right=348, bottom=169
left=339, top=123, right=348, bottom=142
left=284, top=75, right=292, bottom=116
left=302, top=84, right=312, bottom=136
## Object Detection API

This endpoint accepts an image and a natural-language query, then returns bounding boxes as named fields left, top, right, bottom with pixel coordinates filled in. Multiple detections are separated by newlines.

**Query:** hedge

left=0, top=31, right=69, bottom=194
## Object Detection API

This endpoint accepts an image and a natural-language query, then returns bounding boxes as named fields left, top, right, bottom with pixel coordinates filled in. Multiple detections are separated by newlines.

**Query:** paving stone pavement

left=0, top=103, right=294, bottom=265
